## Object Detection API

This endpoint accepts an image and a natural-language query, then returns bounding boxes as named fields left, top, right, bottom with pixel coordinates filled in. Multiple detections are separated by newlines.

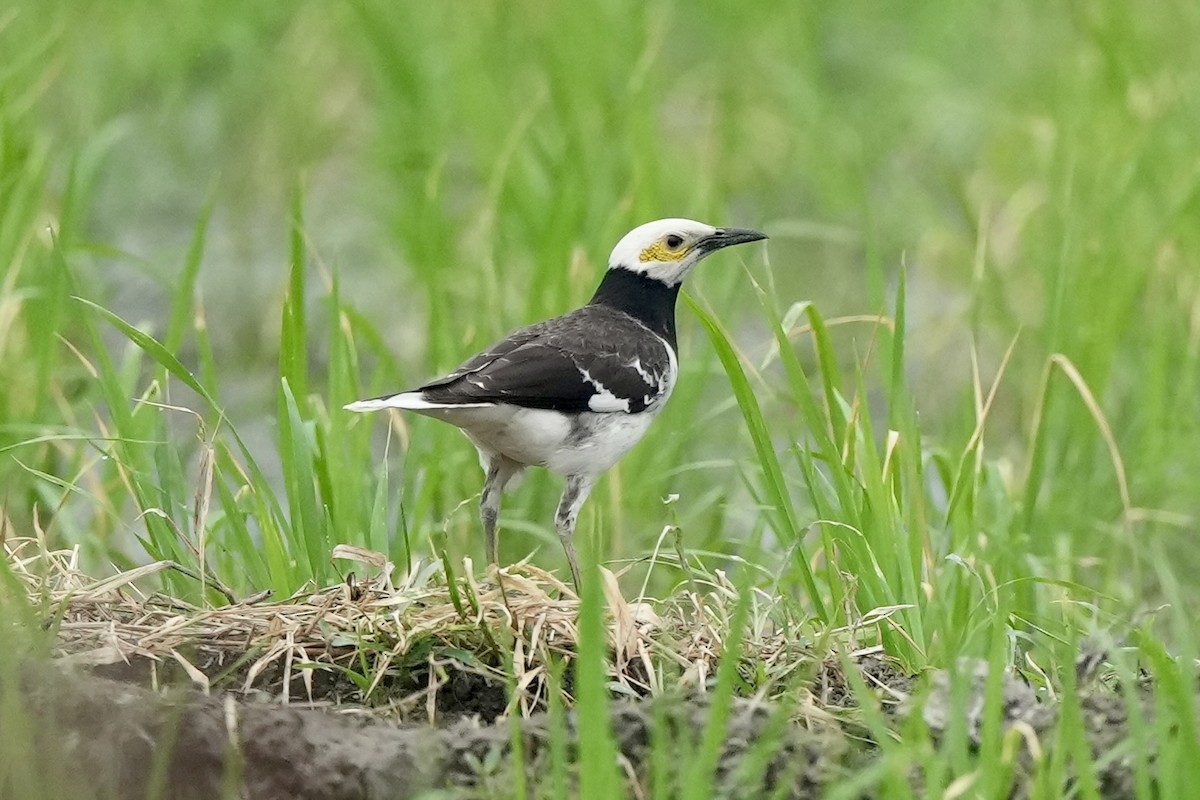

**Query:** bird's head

left=607, top=218, right=768, bottom=286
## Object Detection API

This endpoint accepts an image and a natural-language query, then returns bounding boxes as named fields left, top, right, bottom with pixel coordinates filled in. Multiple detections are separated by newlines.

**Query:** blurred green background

left=2, top=0, right=1199, bottom=616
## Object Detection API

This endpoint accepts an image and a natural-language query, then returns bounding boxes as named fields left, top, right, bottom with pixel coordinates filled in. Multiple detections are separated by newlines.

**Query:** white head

left=607, top=218, right=768, bottom=286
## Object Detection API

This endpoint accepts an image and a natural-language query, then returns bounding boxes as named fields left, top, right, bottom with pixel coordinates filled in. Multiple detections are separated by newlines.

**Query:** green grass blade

left=279, top=378, right=328, bottom=585
left=281, top=187, right=309, bottom=405
left=164, top=191, right=214, bottom=356
left=684, top=292, right=828, bottom=621
left=575, top=552, right=620, bottom=796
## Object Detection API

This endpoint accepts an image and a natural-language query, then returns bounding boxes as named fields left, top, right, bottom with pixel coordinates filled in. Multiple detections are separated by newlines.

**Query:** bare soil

left=9, top=661, right=847, bottom=800
left=3, top=654, right=1164, bottom=800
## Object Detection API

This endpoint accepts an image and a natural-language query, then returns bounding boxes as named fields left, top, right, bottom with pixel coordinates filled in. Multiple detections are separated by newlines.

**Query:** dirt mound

left=9, top=664, right=847, bottom=800
left=3, top=657, right=1172, bottom=799
left=3, top=536, right=1180, bottom=798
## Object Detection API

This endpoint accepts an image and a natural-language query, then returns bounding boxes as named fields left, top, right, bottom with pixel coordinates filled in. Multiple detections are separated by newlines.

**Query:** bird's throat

left=588, top=267, right=680, bottom=348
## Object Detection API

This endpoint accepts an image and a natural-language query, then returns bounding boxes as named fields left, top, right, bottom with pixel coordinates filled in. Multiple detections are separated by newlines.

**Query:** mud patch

left=4, top=657, right=1179, bottom=799
left=6, top=663, right=848, bottom=800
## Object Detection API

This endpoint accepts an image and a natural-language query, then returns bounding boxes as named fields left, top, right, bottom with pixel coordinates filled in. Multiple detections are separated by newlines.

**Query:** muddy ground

left=0, top=550, right=1165, bottom=798
left=4, top=654, right=1160, bottom=800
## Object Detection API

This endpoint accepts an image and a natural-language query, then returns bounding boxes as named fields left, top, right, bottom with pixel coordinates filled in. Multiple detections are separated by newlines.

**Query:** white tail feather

left=343, top=392, right=492, bottom=413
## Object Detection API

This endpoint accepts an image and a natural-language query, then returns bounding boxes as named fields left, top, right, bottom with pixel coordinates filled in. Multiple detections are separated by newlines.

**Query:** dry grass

left=5, top=534, right=832, bottom=721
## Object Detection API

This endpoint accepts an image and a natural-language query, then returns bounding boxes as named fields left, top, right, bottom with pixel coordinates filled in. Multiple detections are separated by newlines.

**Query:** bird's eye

left=665, top=234, right=684, bottom=250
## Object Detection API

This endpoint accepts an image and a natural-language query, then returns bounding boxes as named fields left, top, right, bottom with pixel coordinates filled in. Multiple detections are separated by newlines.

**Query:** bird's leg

left=480, top=457, right=518, bottom=566
left=555, top=474, right=597, bottom=593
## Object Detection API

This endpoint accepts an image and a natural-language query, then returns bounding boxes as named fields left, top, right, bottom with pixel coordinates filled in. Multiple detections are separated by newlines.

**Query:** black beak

left=698, top=227, right=768, bottom=254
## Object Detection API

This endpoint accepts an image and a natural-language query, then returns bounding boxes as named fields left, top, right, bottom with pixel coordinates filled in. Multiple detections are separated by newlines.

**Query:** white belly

left=543, top=410, right=659, bottom=475
left=421, top=404, right=661, bottom=478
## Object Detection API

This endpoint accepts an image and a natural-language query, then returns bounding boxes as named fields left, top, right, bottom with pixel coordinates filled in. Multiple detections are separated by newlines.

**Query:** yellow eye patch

left=638, top=240, right=688, bottom=263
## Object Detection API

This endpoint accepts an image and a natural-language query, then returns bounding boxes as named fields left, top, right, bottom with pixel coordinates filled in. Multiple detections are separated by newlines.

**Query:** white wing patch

left=578, top=367, right=632, bottom=413
left=629, top=357, right=654, bottom=386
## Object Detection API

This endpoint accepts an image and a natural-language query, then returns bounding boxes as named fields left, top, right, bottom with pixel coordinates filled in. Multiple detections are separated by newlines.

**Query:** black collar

left=587, top=266, right=680, bottom=348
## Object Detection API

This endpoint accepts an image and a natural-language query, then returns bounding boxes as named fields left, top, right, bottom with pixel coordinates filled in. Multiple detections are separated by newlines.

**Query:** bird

left=345, top=218, right=767, bottom=590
